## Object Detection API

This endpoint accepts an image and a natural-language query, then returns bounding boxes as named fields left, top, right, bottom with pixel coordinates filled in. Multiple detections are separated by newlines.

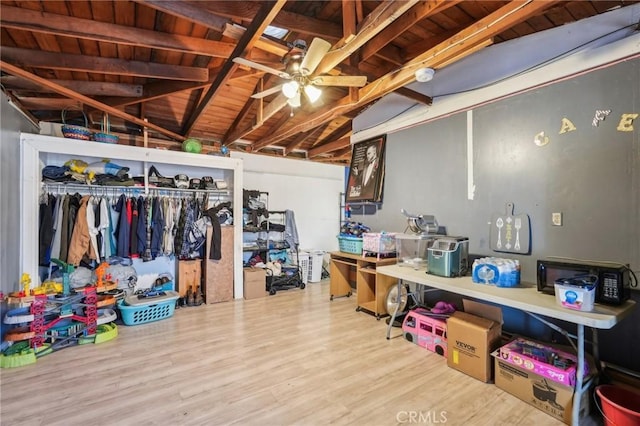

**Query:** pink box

left=497, top=338, right=589, bottom=387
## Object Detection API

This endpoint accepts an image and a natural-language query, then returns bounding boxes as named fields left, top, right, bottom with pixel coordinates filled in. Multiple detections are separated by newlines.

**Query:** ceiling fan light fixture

left=287, top=91, right=302, bottom=108
left=304, top=84, right=322, bottom=103
left=415, top=67, right=435, bottom=82
left=282, top=80, right=299, bottom=98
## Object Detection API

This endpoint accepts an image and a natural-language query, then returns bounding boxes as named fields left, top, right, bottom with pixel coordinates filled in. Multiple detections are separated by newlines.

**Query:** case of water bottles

left=472, top=257, right=521, bottom=287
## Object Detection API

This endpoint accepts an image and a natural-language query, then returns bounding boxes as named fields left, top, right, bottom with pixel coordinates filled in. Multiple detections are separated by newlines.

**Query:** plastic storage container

left=396, top=234, right=435, bottom=270
left=362, top=232, right=397, bottom=258
left=554, top=276, right=597, bottom=311
left=117, top=290, right=180, bottom=325
left=308, top=250, right=325, bottom=282
left=292, top=251, right=309, bottom=284
left=337, top=235, right=363, bottom=254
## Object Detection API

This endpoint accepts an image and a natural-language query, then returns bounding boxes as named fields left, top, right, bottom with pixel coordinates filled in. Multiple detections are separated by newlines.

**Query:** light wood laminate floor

left=1, top=280, right=569, bottom=426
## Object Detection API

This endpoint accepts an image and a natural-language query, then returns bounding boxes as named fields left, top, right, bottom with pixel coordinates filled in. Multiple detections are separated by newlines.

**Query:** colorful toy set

left=1, top=263, right=119, bottom=368
left=497, top=337, right=589, bottom=387
left=402, top=307, right=450, bottom=357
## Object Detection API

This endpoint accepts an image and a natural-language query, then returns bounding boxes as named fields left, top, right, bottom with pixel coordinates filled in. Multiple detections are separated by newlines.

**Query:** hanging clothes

left=141, top=197, right=153, bottom=261
left=50, top=194, right=65, bottom=261
left=151, top=196, right=164, bottom=259
left=86, top=196, right=101, bottom=263
left=130, top=197, right=139, bottom=258
left=59, top=195, right=69, bottom=262
left=201, top=202, right=231, bottom=261
left=66, top=193, right=81, bottom=250
left=162, top=197, right=175, bottom=256
left=68, top=195, right=97, bottom=266
left=109, top=196, right=120, bottom=257
left=135, top=196, right=147, bottom=257
left=38, top=194, right=55, bottom=266
left=99, top=197, right=111, bottom=259
left=115, top=194, right=130, bottom=258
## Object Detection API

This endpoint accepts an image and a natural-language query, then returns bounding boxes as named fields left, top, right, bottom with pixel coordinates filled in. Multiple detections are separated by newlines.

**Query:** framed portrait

left=345, top=135, right=386, bottom=203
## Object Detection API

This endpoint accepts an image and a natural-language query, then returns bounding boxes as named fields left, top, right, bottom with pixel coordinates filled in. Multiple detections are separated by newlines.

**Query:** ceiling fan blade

left=300, top=38, right=332, bottom=76
left=262, top=93, right=289, bottom=122
left=251, top=84, right=284, bottom=99
left=312, top=75, right=368, bottom=87
left=232, top=57, right=291, bottom=79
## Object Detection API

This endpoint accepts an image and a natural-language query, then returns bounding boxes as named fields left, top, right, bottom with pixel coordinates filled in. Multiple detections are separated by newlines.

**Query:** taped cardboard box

left=446, top=299, right=503, bottom=382
left=243, top=267, right=267, bottom=300
left=493, top=351, right=591, bottom=425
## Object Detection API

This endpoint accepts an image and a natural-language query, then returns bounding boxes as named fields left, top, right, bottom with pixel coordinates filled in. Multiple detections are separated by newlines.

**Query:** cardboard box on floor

left=243, top=267, right=267, bottom=300
left=493, top=351, right=591, bottom=425
left=446, top=299, right=503, bottom=382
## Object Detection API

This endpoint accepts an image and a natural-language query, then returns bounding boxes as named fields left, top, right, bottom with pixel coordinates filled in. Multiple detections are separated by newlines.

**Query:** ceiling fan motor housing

left=284, top=51, right=305, bottom=76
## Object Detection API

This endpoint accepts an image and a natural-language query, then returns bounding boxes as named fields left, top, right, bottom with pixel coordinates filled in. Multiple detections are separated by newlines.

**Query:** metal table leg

left=386, top=279, right=403, bottom=340
left=572, top=324, right=585, bottom=426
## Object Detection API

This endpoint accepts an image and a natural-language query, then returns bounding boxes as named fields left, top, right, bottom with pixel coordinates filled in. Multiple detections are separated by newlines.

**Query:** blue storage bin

left=117, top=295, right=178, bottom=326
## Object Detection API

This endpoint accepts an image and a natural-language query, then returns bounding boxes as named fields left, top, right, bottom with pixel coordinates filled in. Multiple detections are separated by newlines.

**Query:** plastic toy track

left=4, top=326, right=36, bottom=341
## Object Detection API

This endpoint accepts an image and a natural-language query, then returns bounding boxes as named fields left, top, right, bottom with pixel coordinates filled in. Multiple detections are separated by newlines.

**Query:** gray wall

left=351, top=58, right=640, bottom=371
left=1, top=93, right=39, bottom=296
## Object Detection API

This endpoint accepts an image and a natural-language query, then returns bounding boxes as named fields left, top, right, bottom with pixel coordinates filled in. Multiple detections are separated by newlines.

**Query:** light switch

left=552, top=212, right=563, bottom=226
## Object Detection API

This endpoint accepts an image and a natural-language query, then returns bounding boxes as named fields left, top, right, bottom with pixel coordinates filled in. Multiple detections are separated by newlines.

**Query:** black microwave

left=537, top=259, right=631, bottom=305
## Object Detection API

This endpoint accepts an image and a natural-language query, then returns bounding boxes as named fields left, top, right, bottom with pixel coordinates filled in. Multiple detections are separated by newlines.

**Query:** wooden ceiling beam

left=224, top=75, right=277, bottom=143
left=181, top=0, right=286, bottom=135
left=222, top=24, right=289, bottom=57
left=231, top=1, right=420, bottom=149
left=2, top=47, right=208, bottom=82
left=394, top=87, right=432, bottom=105
left=96, top=68, right=257, bottom=108
left=16, top=97, right=81, bottom=110
left=253, top=0, right=561, bottom=148
left=342, top=0, right=357, bottom=41
left=137, top=0, right=229, bottom=32
left=314, top=120, right=352, bottom=148
left=360, top=0, right=455, bottom=62
left=0, top=76, right=143, bottom=97
left=192, top=1, right=343, bottom=40
left=0, top=5, right=235, bottom=58
left=374, top=45, right=405, bottom=66
left=138, top=0, right=288, bottom=57
left=308, top=136, right=351, bottom=158
left=0, top=60, right=185, bottom=141
left=403, top=28, right=460, bottom=60
left=314, top=0, right=420, bottom=76
left=282, top=122, right=331, bottom=155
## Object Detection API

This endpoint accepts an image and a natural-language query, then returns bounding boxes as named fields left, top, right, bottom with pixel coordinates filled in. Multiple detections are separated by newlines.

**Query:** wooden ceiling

left=2, top=1, right=638, bottom=164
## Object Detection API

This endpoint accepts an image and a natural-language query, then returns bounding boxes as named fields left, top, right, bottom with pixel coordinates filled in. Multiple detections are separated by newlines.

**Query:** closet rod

left=41, top=182, right=231, bottom=197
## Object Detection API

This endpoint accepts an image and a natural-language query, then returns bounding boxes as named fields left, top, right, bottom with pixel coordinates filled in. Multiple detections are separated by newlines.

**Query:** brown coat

left=67, top=195, right=97, bottom=266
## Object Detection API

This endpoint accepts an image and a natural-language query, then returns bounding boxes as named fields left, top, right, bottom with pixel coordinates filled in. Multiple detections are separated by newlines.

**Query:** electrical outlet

left=552, top=212, right=563, bottom=226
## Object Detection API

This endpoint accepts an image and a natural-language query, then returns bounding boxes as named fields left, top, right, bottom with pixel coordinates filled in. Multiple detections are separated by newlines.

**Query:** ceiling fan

left=233, top=38, right=368, bottom=109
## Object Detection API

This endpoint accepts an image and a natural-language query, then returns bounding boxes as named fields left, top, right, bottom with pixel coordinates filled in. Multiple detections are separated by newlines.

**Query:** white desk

left=377, top=264, right=636, bottom=426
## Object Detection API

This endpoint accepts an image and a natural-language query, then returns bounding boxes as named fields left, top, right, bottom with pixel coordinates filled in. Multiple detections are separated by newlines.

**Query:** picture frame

left=345, top=135, right=386, bottom=203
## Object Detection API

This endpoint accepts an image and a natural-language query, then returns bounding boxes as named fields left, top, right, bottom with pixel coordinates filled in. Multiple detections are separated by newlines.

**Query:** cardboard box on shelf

left=243, top=267, right=267, bottom=300
left=446, top=300, right=503, bottom=382
left=493, top=351, right=591, bottom=425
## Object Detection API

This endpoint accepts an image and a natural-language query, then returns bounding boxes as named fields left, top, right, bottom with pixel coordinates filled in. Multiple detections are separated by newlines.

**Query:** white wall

left=1, top=92, right=40, bottom=294
left=231, top=152, right=344, bottom=252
